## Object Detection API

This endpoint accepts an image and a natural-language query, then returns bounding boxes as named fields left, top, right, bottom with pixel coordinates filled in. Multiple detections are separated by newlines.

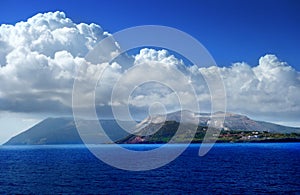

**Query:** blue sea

left=0, top=143, right=299, bottom=194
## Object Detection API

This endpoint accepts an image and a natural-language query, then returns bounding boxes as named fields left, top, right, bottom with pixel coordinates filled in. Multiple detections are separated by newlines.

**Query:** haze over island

left=0, top=10, right=299, bottom=144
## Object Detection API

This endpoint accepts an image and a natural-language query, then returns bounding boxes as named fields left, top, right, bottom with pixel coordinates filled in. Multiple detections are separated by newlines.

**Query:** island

left=4, top=111, right=300, bottom=145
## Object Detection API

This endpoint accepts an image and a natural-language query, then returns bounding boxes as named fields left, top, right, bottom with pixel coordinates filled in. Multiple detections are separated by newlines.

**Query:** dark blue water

left=0, top=143, right=299, bottom=194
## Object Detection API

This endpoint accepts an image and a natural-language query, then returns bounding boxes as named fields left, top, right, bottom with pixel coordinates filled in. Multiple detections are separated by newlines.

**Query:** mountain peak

left=3, top=111, right=300, bottom=145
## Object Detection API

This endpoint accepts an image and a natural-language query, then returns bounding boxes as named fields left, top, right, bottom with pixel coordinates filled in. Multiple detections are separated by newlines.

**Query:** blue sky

left=0, top=0, right=299, bottom=144
left=1, top=0, right=299, bottom=69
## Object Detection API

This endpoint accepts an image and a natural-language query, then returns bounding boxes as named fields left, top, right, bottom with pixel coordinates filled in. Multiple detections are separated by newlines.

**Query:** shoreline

left=2, top=138, right=300, bottom=146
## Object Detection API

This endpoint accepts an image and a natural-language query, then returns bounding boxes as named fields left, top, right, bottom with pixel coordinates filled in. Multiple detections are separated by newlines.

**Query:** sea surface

left=0, top=143, right=299, bottom=194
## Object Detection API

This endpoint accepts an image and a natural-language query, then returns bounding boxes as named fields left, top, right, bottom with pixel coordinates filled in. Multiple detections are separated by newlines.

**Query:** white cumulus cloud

left=215, top=54, right=300, bottom=121
left=0, top=11, right=114, bottom=114
left=0, top=11, right=299, bottom=124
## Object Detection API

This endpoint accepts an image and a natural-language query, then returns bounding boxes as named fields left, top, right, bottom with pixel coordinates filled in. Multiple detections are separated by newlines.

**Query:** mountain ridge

left=4, top=111, right=300, bottom=145
left=4, top=118, right=130, bottom=145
